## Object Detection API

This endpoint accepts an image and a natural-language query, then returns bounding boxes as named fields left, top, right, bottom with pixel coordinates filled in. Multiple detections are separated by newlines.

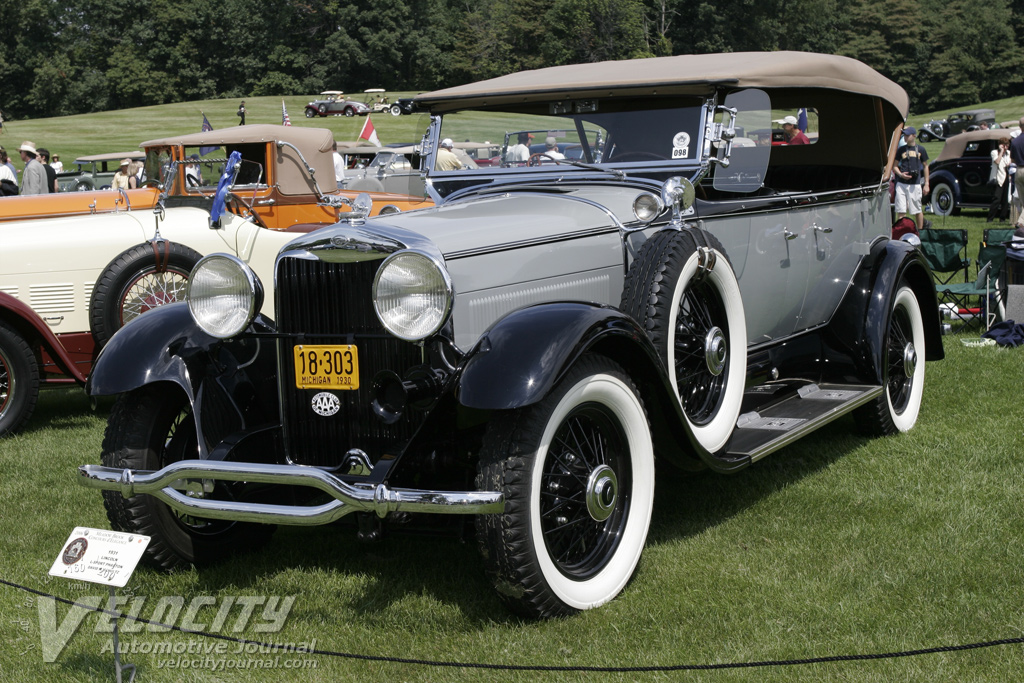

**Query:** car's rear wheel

left=101, top=386, right=274, bottom=570
left=475, top=355, right=654, bottom=618
left=855, top=285, right=925, bottom=435
left=930, top=181, right=958, bottom=216
left=620, top=229, right=746, bottom=454
left=89, top=242, right=203, bottom=348
left=0, top=321, right=39, bottom=437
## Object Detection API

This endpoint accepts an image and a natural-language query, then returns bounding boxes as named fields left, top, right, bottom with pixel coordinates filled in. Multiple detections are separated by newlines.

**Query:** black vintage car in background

left=927, top=129, right=1009, bottom=215
left=919, top=108, right=997, bottom=142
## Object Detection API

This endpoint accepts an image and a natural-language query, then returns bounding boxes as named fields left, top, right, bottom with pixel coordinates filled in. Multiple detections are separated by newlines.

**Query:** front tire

left=344, top=107, right=355, bottom=117
left=918, top=130, right=932, bottom=143
left=930, top=181, right=957, bottom=216
left=475, top=355, right=654, bottom=618
left=304, top=108, right=316, bottom=119
left=89, top=242, right=203, bottom=348
left=855, top=285, right=925, bottom=435
left=0, top=321, right=39, bottom=437
left=390, top=104, right=402, bottom=116
left=100, top=386, right=273, bottom=570
left=620, top=230, right=746, bottom=454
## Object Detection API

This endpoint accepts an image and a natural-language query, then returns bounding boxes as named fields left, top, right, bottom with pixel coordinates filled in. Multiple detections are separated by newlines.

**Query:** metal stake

left=109, top=586, right=136, bottom=683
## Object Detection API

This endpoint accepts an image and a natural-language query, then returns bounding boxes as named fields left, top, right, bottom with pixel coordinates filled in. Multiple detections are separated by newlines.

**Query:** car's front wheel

left=0, top=321, right=39, bottom=437
left=304, top=108, right=316, bottom=119
left=390, top=104, right=402, bottom=116
left=855, top=285, right=926, bottom=435
left=101, top=386, right=274, bottom=570
left=620, top=229, right=746, bottom=454
left=475, top=354, right=654, bottom=618
left=344, top=107, right=355, bottom=117
left=918, top=129, right=932, bottom=143
left=930, top=181, right=957, bottom=216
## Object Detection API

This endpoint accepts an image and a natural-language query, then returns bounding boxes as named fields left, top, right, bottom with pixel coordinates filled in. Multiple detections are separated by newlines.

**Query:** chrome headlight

left=186, top=254, right=263, bottom=339
left=373, top=251, right=452, bottom=342
left=632, top=192, right=663, bottom=222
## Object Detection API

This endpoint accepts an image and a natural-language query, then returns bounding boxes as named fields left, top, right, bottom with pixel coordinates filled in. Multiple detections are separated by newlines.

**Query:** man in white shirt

left=333, top=141, right=345, bottom=188
left=505, top=133, right=533, bottom=164
left=543, top=136, right=565, bottom=160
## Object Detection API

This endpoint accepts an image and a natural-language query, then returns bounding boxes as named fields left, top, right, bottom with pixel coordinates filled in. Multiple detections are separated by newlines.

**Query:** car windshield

left=434, top=96, right=706, bottom=174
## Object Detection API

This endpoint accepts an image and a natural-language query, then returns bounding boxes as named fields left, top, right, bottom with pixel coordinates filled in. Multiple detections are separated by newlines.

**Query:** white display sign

left=48, top=528, right=150, bottom=588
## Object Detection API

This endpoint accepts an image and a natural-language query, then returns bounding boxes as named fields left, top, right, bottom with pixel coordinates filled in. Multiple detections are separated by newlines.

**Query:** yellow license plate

left=293, top=345, right=359, bottom=390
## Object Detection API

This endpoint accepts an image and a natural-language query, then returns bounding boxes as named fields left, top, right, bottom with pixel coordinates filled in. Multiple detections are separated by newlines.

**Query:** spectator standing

left=50, top=154, right=63, bottom=174
left=1010, top=116, right=1024, bottom=228
left=237, top=101, right=246, bottom=125
left=0, top=150, right=17, bottom=196
left=506, top=133, right=533, bottom=164
left=893, top=126, right=930, bottom=232
left=18, top=141, right=47, bottom=195
left=988, top=136, right=1011, bottom=222
left=36, top=148, right=57, bottom=192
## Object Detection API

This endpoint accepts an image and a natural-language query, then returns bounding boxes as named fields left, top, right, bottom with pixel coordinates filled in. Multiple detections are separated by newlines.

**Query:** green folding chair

left=919, top=228, right=971, bottom=285
left=936, top=261, right=994, bottom=331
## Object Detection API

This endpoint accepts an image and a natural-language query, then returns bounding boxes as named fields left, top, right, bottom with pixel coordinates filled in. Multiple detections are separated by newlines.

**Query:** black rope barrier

left=4, top=577, right=1022, bottom=673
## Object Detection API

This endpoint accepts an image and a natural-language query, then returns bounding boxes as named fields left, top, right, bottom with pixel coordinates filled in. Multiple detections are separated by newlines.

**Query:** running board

left=725, top=383, right=883, bottom=462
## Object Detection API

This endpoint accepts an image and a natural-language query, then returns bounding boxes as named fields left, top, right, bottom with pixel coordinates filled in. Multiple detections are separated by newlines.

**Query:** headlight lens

left=373, top=251, right=452, bottom=341
left=186, top=254, right=262, bottom=339
left=632, top=192, right=663, bottom=222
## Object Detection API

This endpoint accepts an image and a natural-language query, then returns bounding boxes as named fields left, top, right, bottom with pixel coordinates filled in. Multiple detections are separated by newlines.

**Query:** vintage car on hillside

left=389, top=97, right=416, bottom=116
left=926, top=129, right=1012, bottom=215
left=304, top=91, right=370, bottom=118
left=57, top=151, right=146, bottom=192
left=918, top=108, right=997, bottom=142
left=80, top=52, right=943, bottom=619
left=0, top=125, right=430, bottom=436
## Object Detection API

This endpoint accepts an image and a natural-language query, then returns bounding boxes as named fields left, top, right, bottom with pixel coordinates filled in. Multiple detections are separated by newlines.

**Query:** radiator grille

left=276, top=256, right=425, bottom=467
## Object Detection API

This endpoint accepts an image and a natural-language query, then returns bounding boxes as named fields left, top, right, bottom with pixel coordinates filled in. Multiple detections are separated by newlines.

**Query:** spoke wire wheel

left=0, top=347, right=12, bottom=418
left=884, top=286, right=925, bottom=431
left=666, top=247, right=746, bottom=453
left=118, top=267, right=190, bottom=328
left=528, top=368, right=654, bottom=611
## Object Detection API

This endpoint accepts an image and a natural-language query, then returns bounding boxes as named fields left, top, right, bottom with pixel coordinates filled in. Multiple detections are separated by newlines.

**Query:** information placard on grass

left=48, top=527, right=150, bottom=588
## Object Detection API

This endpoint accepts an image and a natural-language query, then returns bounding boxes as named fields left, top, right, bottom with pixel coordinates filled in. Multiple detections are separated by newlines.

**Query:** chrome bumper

left=77, top=461, right=504, bottom=526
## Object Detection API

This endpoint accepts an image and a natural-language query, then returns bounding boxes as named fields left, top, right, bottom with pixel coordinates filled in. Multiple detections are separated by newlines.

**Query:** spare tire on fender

left=620, top=229, right=747, bottom=455
left=89, top=241, right=204, bottom=348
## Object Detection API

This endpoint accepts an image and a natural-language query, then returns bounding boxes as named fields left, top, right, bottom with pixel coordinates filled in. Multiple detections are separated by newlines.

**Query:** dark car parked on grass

left=919, top=108, right=996, bottom=142
left=80, top=51, right=943, bottom=619
left=304, top=91, right=369, bottom=118
left=927, top=129, right=1009, bottom=215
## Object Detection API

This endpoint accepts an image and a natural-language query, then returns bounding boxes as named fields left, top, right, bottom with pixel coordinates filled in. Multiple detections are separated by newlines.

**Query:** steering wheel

left=210, top=151, right=242, bottom=225
left=224, top=192, right=268, bottom=229
left=610, top=151, right=669, bottom=162
left=527, top=153, right=561, bottom=167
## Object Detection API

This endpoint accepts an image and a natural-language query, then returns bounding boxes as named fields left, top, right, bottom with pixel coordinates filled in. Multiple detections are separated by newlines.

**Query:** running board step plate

left=725, top=383, right=882, bottom=462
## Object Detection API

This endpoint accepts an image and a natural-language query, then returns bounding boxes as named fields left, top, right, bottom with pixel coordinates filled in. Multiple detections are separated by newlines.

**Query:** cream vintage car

left=0, top=124, right=431, bottom=436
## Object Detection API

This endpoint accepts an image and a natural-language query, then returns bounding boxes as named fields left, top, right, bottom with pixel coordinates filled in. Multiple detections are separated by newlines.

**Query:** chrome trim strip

left=78, top=460, right=505, bottom=525
left=746, top=386, right=883, bottom=463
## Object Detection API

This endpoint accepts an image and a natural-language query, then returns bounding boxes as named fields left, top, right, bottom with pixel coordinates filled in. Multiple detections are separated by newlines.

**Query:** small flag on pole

left=200, top=113, right=216, bottom=156
left=282, top=100, right=292, bottom=126
left=358, top=116, right=380, bottom=146
left=797, top=107, right=808, bottom=133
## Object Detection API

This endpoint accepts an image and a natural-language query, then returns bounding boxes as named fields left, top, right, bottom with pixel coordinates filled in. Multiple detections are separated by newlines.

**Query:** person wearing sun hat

left=18, top=141, right=47, bottom=195
left=111, top=158, right=133, bottom=191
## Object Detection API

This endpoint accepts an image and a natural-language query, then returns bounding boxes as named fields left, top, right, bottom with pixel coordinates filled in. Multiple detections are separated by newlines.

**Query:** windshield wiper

left=548, top=157, right=626, bottom=180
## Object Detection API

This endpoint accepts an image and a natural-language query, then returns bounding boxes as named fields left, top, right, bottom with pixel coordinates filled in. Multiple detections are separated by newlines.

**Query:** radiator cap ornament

left=311, top=392, right=341, bottom=417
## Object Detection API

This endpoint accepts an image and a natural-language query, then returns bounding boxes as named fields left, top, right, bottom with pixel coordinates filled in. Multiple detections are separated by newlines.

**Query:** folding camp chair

left=919, top=228, right=970, bottom=285
left=980, top=234, right=1011, bottom=320
left=935, top=261, right=995, bottom=331
left=983, top=228, right=1017, bottom=247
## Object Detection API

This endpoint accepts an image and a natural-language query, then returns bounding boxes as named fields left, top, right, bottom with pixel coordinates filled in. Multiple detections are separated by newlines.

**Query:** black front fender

left=457, top=302, right=706, bottom=470
left=87, top=303, right=281, bottom=460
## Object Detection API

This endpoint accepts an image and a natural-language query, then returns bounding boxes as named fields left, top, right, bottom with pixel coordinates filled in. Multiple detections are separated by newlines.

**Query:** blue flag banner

left=797, top=108, right=808, bottom=132
left=200, top=114, right=216, bottom=156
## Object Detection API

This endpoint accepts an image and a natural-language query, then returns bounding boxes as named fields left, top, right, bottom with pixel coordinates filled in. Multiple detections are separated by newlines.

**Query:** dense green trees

left=0, top=0, right=1020, bottom=119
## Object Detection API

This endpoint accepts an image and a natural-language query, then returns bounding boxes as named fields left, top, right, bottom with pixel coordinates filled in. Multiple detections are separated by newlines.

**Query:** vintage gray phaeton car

left=80, top=52, right=943, bottom=618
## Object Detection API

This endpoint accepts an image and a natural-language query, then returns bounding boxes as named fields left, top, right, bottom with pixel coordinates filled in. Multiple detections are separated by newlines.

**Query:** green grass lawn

left=1, top=99, right=1023, bottom=682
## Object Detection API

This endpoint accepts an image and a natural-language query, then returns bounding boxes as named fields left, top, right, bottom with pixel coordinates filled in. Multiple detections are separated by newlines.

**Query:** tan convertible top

left=141, top=125, right=335, bottom=197
left=934, top=129, right=1010, bottom=162
left=417, top=51, right=909, bottom=116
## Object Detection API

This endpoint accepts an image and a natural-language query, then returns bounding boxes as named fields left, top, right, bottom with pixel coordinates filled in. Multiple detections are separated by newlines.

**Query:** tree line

left=1, top=0, right=1021, bottom=120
